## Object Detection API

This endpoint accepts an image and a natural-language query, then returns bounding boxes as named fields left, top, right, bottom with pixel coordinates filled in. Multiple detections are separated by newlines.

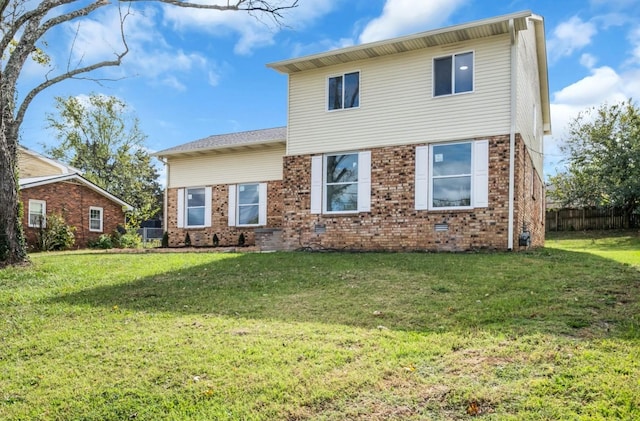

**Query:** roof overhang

left=267, top=11, right=533, bottom=74
left=154, top=138, right=286, bottom=159
left=529, top=14, right=551, bottom=135
left=19, top=174, right=134, bottom=211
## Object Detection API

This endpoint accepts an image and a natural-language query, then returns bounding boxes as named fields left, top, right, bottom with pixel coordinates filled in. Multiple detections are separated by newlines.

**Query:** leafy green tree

left=548, top=99, right=640, bottom=227
left=1, top=0, right=297, bottom=266
left=45, top=94, right=162, bottom=225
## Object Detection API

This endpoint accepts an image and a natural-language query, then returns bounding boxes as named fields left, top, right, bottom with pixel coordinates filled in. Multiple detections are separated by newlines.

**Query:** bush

left=161, top=231, right=169, bottom=248
left=88, top=229, right=142, bottom=250
left=36, top=214, right=75, bottom=251
left=89, top=234, right=113, bottom=249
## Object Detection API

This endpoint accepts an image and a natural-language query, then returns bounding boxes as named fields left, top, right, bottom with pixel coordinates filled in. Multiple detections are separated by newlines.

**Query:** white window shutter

left=177, top=188, right=185, bottom=228
left=228, top=185, right=237, bottom=226
left=258, top=182, right=267, bottom=226
left=310, top=155, right=323, bottom=214
left=415, top=146, right=428, bottom=210
left=357, top=151, right=371, bottom=212
left=204, top=186, right=212, bottom=227
left=473, top=140, right=489, bottom=208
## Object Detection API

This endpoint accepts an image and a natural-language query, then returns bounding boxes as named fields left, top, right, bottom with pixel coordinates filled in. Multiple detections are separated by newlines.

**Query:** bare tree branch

left=124, top=0, right=298, bottom=19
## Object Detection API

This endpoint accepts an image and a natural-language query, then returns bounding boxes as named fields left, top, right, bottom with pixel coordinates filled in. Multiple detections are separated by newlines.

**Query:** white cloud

left=553, top=66, right=623, bottom=105
left=579, top=53, right=598, bottom=69
left=547, top=16, right=597, bottom=62
left=359, top=0, right=467, bottom=44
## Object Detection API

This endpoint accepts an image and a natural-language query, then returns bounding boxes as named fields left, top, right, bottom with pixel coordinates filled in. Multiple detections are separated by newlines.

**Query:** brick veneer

left=166, top=180, right=283, bottom=247
left=281, top=134, right=544, bottom=251
left=20, top=180, right=127, bottom=249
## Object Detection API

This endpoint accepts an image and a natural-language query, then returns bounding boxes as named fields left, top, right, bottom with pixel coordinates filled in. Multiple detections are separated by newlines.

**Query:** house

left=156, top=10, right=550, bottom=251
left=18, top=146, right=133, bottom=249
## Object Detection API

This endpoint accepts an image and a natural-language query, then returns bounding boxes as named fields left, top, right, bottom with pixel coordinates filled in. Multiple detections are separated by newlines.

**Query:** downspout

left=507, top=18, right=517, bottom=250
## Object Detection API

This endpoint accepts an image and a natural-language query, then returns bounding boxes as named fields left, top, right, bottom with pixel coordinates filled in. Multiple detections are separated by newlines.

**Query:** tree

left=45, top=94, right=162, bottom=225
left=548, top=99, right=640, bottom=227
left=0, top=0, right=297, bottom=266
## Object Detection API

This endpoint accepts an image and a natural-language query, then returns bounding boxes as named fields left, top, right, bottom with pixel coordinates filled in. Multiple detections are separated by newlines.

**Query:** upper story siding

left=286, top=34, right=512, bottom=156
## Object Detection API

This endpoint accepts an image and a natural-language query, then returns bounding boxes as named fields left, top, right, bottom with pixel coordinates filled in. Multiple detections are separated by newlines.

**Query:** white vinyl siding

left=177, top=186, right=212, bottom=228
left=515, top=23, right=544, bottom=177
left=168, top=144, right=285, bottom=188
left=286, top=35, right=511, bottom=156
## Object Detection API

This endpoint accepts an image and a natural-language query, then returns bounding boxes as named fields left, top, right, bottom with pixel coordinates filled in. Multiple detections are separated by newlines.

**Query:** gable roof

left=18, top=145, right=82, bottom=176
left=267, top=10, right=550, bottom=135
left=154, top=126, right=287, bottom=158
left=20, top=174, right=134, bottom=210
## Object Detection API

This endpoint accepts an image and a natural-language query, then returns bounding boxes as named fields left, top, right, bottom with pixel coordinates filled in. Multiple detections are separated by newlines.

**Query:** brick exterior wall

left=20, top=180, right=127, bottom=249
left=281, top=134, right=544, bottom=251
left=166, top=180, right=283, bottom=247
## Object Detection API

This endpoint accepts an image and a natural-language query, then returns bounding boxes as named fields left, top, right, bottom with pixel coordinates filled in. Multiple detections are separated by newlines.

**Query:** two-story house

left=156, top=10, right=550, bottom=251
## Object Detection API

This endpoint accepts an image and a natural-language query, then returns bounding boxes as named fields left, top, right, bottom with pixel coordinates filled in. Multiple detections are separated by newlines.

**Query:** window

left=415, top=140, right=488, bottom=210
left=328, top=71, right=360, bottom=110
left=310, top=151, right=371, bottom=214
left=177, top=187, right=212, bottom=228
left=228, top=183, right=267, bottom=227
left=28, top=200, right=46, bottom=228
left=89, top=206, right=103, bottom=232
left=434, top=52, right=473, bottom=96
left=431, top=143, right=472, bottom=207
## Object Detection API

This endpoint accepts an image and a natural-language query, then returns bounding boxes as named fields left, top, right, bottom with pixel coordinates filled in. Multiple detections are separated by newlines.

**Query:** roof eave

left=530, top=15, right=552, bottom=136
left=267, top=10, right=533, bottom=74
left=154, top=138, right=286, bottom=159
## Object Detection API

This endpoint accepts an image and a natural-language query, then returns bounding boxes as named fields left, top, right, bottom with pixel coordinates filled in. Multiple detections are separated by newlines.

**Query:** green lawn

left=1, top=232, right=639, bottom=420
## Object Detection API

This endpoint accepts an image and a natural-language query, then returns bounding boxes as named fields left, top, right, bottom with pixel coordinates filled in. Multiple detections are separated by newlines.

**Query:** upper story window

left=89, top=206, right=104, bottom=232
left=328, top=71, right=360, bottom=110
left=434, top=52, right=474, bottom=97
left=28, top=199, right=46, bottom=228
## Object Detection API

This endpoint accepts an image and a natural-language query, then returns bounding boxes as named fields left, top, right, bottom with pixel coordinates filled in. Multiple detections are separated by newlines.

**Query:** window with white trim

left=328, top=71, right=360, bottom=110
left=28, top=199, right=46, bottom=228
left=310, top=151, right=371, bottom=214
left=228, top=183, right=267, bottom=227
left=434, top=52, right=474, bottom=96
left=177, top=187, right=212, bottom=228
left=415, top=140, right=488, bottom=210
left=89, top=206, right=103, bottom=232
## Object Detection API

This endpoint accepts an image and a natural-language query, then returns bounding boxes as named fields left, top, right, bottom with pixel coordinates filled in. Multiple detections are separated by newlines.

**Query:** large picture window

left=415, top=140, right=488, bottom=211
left=28, top=199, right=46, bottom=228
left=434, top=52, right=473, bottom=96
left=237, top=183, right=260, bottom=226
left=431, top=142, right=472, bottom=208
left=328, top=71, right=360, bottom=110
left=186, top=187, right=206, bottom=227
left=325, top=153, right=359, bottom=212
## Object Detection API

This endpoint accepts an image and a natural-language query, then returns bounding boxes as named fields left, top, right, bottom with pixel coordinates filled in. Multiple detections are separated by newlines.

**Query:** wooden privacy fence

left=546, top=207, right=639, bottom=232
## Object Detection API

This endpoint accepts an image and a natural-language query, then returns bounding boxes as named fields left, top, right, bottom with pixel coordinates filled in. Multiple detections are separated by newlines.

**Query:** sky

left=14, top=0, right=640, bottom=179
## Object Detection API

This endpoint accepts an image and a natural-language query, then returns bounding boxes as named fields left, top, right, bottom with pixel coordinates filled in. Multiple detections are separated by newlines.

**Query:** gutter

left=508, top=18, right=517, bottom=250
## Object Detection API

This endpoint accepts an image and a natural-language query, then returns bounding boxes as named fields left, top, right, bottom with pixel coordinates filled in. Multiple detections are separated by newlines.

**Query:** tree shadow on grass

left=47, top=248, right=640, bottom=339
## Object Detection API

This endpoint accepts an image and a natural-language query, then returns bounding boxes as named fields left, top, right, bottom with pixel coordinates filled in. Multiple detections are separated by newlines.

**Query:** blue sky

left=16, top=0, right=640, bottom=178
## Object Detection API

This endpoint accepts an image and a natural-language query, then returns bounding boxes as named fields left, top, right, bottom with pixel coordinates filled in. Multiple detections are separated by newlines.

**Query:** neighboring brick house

left=18, top=146, right=133, bottom=249
left=156, top=11, right=550, bottom=251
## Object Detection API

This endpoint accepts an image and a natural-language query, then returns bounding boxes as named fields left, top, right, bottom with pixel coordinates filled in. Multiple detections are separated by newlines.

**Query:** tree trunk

left=0, top=102, right=28, bottom=267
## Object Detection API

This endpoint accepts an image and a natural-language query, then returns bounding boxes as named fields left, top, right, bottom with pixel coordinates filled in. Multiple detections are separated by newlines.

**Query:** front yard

left=1, top=232, right=638, bottom=419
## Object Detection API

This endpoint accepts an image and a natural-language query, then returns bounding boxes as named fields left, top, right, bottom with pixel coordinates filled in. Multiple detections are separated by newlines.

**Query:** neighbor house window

left=89, top=206, right=103, bottom=232
left=328, top=71, right=360, bottom=110
left=310, top=151, right=371, bottom=214
left=415, top=140, right=488, bottom=211
left=28, top=199, right=46, bottom=228
left=434, top=52, right=473, bottom=96
left=177, top=187, right=212, bottom=228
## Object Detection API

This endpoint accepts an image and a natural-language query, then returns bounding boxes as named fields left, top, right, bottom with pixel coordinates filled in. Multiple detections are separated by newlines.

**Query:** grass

left=1, top=231, right=639, bottom=420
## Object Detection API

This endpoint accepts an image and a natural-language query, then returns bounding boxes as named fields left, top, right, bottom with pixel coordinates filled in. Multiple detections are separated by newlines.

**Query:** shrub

left=161, top=231, right=169, bottom=248
left=89, top=234, right=113, bottom=249
left=184, top=232, right=191, bottom=247
left=36, top=214, right=75, bottom=251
